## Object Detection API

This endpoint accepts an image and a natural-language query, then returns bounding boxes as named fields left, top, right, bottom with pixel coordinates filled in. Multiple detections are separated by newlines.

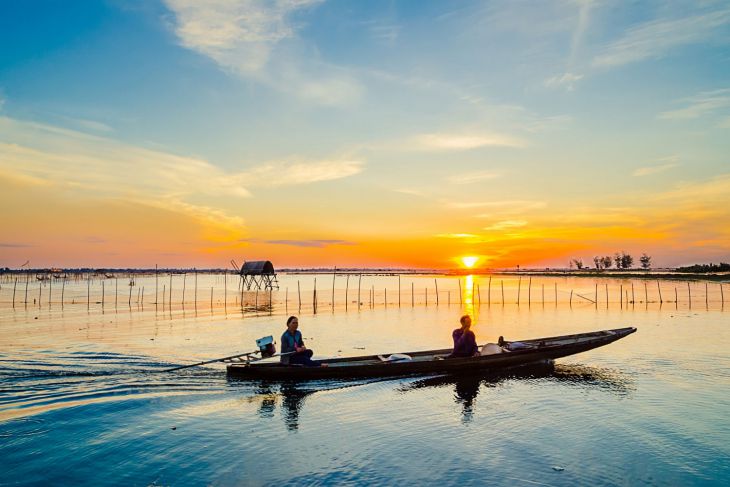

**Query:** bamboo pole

left=569, top=289, right=573, bottom=306
left=517, top=277, right=521, bottom=305
left=385, top=288, right=387, bottom=308
left=297, top=280, right=301, bottom=310
left=12, top=278, right=17, bottom=308
left=674, top=287, right=678, bottom=306
left=128, top=281, right=132, bottom=306
left=224, top=273, right=228, bottom=308
left=542, top=283, right=546, bottom=306
left=155, top=264, right=158, bottom=306
left=345, top=275, right=349, bottom=311
left=631, top=282, right=635, bottom=304
left=49, top=277, right=52, bottom=307
left=620, top=284, right=623, bottom=309
left=705, top=282, right=708, bottom=307
left=24, top=274, right=29, bottom=306
left=644, top=281, right=648, bottom=303
left=488, top=276, right=491, bottom=306
left=285, top=287, right=288, bottom=313
left=182, top=273, right=186, bottom=306
left=657, top=280, right=663, bottom=304
left=594, top=283, right=598, bottom=308
left=435, top=278, right=439, bottom=306
left=448, top=290, right=451, bottom=306
left=688, top=281, right=691, bottom=307
left=210, top=286, right=213, bottom=309
left=115, top=278, right=118, bottom=308
left=332, top=268, right=336, bottom=310
left=721, top=283, right=724, bottom=306
left=87, top=278, right=90, bottom=309
left=169, top=274, right=173, bottom=311
left=425, top=287, right=428, bottom=306
left=313, top=277, right=317, bottom=313
left=477, top=284, right=481, bottom=306
left=141, top=287, right=144, bottom=307
left=528, top=277, right=532, bottom=306
left=398, top=275, right=401, bottom=307
left=555, top=282, right=558, bottom=305
left=411, top=282, right=414, bottom=307
left=38, top=281, right=42, bottom=308
left=501, top=280, right=505, bottom=305
left=358, top=274, right=362, bottom=310
left=194, top=269, right=197, bottom=307
left=101, top=280, right=105, bottom=308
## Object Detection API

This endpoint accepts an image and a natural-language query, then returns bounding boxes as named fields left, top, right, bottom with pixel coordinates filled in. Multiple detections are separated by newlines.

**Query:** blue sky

left=1, top=0, right=729, bottom=268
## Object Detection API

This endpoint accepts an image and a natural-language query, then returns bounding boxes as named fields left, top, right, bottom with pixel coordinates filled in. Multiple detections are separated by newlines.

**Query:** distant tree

left=593, top=256, right=602, bottom=270
left=676, top=262, right=730, bottom=273
left=621, top=252, right=634, bottom=269
left=602, top=256, right=612, bottom=269
left=614, top=252, right=623, bottom=269
left=572, top=258, right=585, bottom=270
left=640, top=253, right=651, bottom=270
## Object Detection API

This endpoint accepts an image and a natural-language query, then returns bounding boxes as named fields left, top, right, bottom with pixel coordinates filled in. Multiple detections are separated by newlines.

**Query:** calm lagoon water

left=0, top=273, right=728, bottom=486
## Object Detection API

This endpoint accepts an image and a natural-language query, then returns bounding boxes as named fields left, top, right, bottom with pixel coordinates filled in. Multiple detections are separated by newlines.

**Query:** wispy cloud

left=544, top=72, right=584, bottom=91
left=238, top=160, right=363, bottom=187
left=393, top=188, right=424, bottom=196
left=242, top=238, right=355, bottom=248
left=413, top=132, right=526, bottom=151
left=448, top=200, right=546, bottom=211
left=0, top=242, right=33, bottom=248
left=658, top=88, right=730, bottom=120
left=633, top=158, right=679, bottom=177
left=483, top=220, right=527, bottom=231
left=163, top=0, right=362, bottom=105
left=448, top=171, right=500, bottom=184
left=593, top=8, right=730, bottom=68
left=435, top=233, right=478, bottom=239
left=163, top=0, right=321, bottom=73
left=0, top=116, right=364, bottom=238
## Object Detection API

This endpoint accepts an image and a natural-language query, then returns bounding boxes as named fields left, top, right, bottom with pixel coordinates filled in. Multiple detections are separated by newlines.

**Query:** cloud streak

left=243, top=238, right=356, bottom=248
left=413, top=132, right=526, bottom=151
left=448, top=171, right=500, bottom=185
left=593, top=7, right=730, bottom=68
left=163, top=0, right=362, bottom=105
left=658, top=88, right=730, bottom=120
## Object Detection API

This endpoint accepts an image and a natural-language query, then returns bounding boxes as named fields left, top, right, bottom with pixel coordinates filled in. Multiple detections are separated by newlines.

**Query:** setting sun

left=461, top=256, right=479, bottom=268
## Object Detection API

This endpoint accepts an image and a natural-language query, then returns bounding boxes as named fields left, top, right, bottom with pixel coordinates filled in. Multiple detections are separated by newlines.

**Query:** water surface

left=0, top=274, right=728, bottom=485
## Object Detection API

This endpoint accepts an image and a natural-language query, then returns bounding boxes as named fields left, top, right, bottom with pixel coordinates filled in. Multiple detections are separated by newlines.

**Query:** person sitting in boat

left=448, top=314, right=480, bottom=358
left=281, top=316, right=326, bottom=367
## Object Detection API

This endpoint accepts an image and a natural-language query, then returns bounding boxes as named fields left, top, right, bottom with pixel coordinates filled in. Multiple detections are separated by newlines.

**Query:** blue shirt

left=281, top=330, right=304, bottom=363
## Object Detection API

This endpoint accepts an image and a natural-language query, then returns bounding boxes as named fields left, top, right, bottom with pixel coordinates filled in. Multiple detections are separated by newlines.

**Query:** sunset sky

left=1, top=0, right=729, bottom=269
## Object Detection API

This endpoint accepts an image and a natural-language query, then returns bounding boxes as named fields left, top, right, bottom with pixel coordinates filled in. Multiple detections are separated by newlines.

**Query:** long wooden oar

left=163, top=350, right=260, bottom=372
left=163, top=351, right=296, bottom=372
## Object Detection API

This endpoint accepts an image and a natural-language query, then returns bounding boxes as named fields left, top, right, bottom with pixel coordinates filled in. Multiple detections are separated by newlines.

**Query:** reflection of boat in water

left=228, top=327, right=637, bottom=380
left=400, top=362, right=634, bottom=422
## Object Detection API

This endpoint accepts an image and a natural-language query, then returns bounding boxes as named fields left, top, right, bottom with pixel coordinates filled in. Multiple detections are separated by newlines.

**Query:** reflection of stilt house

left=239, top=260, right=279, bottom=291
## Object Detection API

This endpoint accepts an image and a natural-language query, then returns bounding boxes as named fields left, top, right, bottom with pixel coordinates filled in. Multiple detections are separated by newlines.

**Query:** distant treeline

left=675, top=263, right=730, bottom=273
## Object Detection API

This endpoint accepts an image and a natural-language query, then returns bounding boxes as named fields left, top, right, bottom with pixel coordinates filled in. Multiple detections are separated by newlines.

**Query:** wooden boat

left=226, top=326, right=636, bottom=380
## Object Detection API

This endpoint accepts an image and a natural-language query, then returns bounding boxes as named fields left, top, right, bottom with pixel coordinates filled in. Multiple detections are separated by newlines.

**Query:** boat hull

left=227, top=327, right=636, bottom=381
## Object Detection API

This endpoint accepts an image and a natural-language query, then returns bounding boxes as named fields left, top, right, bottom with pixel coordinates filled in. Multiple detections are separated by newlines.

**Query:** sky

left=1, top=0, right=729, bottom=269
